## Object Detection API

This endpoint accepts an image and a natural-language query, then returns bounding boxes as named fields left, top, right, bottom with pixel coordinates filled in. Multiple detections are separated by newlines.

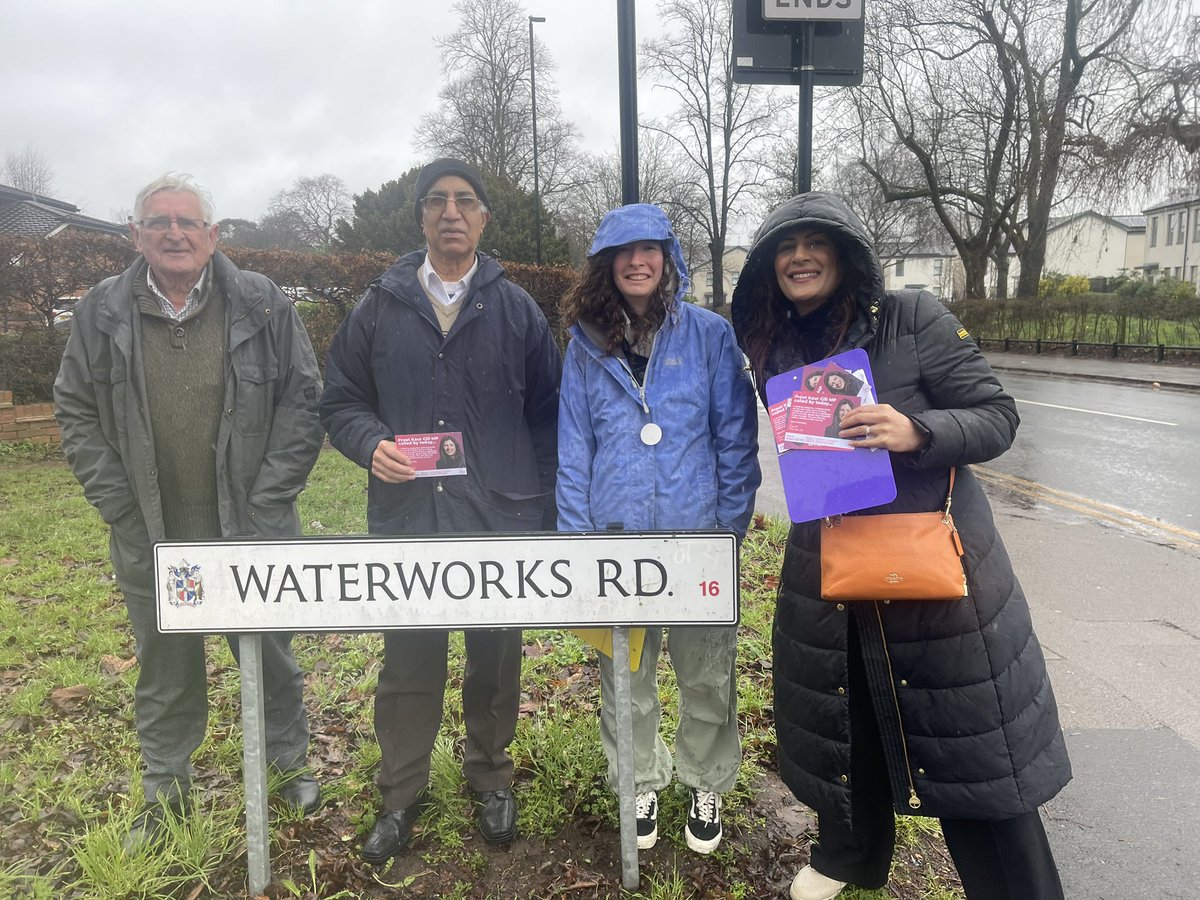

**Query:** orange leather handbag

left=820, top=468, right=968, bottom=601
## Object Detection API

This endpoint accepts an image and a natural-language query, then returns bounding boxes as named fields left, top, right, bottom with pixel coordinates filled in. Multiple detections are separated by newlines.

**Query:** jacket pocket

left=483, top=489, right=547, bottom=532
left=108, top=507, right=154, bottom=596
left=232, top=359, right=278, bottom=436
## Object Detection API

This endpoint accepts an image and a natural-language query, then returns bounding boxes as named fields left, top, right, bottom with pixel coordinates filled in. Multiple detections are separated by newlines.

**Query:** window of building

left=895, top=259, right=905, bottom=277
left=1167, top=213, right=1175, bottom=245
left=1191, top=265, right=1198, bottom=285
left=1194, top=209, right=1200, bottom=243
left=1150, top=216, right=1158, bottom=247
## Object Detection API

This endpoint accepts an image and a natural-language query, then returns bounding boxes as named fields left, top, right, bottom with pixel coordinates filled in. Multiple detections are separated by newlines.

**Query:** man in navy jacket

left=321, top=158, right=560, bottom=864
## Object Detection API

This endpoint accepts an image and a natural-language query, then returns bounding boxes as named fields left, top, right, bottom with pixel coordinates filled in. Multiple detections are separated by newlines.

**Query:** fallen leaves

left=48, top=684, right=91, bottom=712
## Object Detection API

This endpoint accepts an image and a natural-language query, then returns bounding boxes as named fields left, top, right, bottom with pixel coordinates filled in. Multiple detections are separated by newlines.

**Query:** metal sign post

left=733, top=1, right=866, bottom=192
left=156, top=531, right=738, bottom=894
left=610, top=626, right=639, bottom=889
left=237, top=634, right=270, bottom=893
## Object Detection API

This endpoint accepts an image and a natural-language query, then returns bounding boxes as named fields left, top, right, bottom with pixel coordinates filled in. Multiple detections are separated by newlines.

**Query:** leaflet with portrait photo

left=394, top=431, right=467, bottom=477
left=764, top=349, right=896, bottom=522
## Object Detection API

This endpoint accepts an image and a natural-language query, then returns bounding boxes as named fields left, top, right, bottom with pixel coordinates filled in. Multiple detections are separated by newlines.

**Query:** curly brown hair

left=559, top=243, right=678, bottom=355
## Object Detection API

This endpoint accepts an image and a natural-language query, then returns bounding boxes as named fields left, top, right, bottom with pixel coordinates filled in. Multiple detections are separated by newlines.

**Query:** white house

left=880, top=244, right=963, bottom=301
left=1004, top=210, right=1145, bottom=295
left=688, top=245, right=748, bottom=308
left=1141, top=195, right=1200, bottom=290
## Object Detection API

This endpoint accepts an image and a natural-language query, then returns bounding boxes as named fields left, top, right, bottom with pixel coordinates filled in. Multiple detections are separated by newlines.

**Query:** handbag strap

left=943, top=467, right=957, bottom=518
left=825, top=466, right=958, bottom=526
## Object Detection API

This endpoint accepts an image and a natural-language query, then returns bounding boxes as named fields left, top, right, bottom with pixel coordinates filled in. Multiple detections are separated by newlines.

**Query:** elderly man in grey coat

left=54, top=173, right=325, bottom=850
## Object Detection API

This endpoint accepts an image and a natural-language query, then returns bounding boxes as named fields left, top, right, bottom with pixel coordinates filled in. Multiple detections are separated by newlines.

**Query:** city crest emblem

left=166, top=561, right=204, bottom=608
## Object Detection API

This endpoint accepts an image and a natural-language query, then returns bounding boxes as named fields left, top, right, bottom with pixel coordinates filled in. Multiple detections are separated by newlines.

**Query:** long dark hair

left=740, top=233, right=856, bottom=388
left=559, top=242, right=678, bottom=355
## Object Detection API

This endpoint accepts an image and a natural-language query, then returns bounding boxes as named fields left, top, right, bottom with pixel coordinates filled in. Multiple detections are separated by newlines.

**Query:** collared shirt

left=419, top=254, right=479, bottom=307
left=147, top=266, right=208, bottom=320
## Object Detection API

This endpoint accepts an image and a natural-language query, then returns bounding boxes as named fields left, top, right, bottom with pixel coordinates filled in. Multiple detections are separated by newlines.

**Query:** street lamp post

left=529, top=15, right=546, bottom=265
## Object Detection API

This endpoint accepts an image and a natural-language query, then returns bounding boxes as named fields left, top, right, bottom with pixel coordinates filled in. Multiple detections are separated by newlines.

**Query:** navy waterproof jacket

left=321, top=250, right=561, bottom=535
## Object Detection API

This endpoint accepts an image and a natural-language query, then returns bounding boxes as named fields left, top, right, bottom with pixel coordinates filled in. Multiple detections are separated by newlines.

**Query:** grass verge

left=0, top=448, right=963, bottom=899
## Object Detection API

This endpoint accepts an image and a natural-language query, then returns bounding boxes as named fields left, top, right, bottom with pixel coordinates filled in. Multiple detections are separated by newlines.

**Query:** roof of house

left=0, top=183, right=127, bottom=238
left=1046, top=210, right=1146, bottom=232
left=1143, top=194, right=1200, bottom=214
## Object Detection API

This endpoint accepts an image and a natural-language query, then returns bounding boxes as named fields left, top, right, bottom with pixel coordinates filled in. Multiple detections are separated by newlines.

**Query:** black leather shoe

left=276, top=772, right=321, bottom=816
left=361, top=794, right=432, bottom=866
left=474, top=788, right=517, bottom=843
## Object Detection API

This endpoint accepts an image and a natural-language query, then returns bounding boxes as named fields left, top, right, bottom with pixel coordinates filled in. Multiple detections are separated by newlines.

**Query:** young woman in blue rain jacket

left=556, top=203, right=761, bottom=855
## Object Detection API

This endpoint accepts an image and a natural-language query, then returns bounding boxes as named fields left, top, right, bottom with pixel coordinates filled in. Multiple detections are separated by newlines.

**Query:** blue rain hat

left=587, top=203, right=691, bottom=302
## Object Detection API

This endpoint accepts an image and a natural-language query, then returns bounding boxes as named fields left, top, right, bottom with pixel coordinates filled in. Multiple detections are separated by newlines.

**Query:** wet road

left=988, top=372, right=1199, bottom=533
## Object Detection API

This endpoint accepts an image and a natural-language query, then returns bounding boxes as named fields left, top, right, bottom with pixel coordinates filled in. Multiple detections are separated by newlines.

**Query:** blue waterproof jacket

left=556, top=207, right=760, bottom=537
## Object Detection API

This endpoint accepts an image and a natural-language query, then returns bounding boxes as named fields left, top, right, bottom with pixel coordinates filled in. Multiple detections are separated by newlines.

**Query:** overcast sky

left=1, top=0, right=684, bottom=222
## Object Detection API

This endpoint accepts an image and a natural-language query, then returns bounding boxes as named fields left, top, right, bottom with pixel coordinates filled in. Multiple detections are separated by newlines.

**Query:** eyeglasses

left=136, top=216, right=209, bottom=233
left=419, top=194, right=481, bottom=214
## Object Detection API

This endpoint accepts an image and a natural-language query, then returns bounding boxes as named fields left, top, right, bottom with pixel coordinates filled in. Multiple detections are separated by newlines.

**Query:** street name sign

left=156, top=531, right=738, bottom=633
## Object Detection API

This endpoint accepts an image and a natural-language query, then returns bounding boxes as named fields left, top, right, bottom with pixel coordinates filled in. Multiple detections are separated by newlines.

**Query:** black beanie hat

left=413, top=158, right=491, bottom=224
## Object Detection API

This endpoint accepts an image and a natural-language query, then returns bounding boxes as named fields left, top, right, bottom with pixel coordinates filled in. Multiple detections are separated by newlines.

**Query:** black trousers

left=810, top=620, right=1065, bottom=900
left=374, top=628, right=522, bottom=810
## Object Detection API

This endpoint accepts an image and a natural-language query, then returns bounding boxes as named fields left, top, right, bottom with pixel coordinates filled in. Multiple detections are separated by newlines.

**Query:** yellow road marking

left=975, top=466, right=1200, bottom=553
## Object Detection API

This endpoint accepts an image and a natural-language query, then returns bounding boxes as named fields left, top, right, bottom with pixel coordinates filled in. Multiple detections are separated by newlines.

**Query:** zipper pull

left=950, top=525, right=964, bottom=557
left=908, top=789, right=922, bottom=810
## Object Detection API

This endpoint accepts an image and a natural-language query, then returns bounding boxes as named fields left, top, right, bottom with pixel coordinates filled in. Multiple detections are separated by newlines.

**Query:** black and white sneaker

left=685, top=789, right=722, bottom=853
left=635, top=790, right=658, bottom=849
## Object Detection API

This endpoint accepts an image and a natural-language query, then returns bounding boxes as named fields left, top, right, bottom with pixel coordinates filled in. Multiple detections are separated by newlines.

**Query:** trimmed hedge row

left=0, top=236, right=579, bottom=403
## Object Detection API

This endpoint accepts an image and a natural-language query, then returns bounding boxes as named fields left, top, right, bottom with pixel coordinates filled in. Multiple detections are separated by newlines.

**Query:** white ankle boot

left=789, top=865, right=848, bottom=900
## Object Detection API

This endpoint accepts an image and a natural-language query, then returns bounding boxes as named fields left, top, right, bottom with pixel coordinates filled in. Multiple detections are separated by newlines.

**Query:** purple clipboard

left=765, top=349, right=897, bottom=523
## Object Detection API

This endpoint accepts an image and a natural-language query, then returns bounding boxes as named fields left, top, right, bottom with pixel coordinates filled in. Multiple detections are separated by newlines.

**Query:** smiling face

left=131, top=190, right=218, bottom=289
left=611, top=240, right=665, bottom=316
left=421, top=175, right=489, bottom=275
left=773, top=229, right=843, bottom=316
left=826, top=373, right=846, bottom=391
left=441, top=437, right=458, bottom=456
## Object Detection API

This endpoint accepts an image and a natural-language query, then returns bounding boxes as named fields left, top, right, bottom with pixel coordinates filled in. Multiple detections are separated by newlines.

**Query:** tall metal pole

left=796, top=23, right=814, bottom=194
left=529, top=16, right=546, bottom=264
left=616, top=0, right=639, bottom=204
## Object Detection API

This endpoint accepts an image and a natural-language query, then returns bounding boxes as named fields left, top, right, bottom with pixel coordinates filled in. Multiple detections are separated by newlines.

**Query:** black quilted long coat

left=731, top=193, right=1071, bottom=829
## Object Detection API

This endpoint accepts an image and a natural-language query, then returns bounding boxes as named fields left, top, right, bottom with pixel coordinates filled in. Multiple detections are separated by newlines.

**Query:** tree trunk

left=709, top=238, right=726, bottom=309
left=962, top=250, right=990, bottom=301
left=994, top=253, right=1011, bottom=300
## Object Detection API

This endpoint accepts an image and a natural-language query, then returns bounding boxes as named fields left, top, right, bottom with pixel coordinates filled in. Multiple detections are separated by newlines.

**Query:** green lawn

left=0, top=445, right=961, bottom=899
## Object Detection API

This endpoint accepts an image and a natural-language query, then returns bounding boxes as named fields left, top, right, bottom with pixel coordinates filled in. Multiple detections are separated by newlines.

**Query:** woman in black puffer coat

left=731, top=193, right=1071, bottom=900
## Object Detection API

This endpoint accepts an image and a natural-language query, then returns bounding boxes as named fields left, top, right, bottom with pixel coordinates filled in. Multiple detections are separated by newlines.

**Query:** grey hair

left=133, top=173, right=216, bottom=224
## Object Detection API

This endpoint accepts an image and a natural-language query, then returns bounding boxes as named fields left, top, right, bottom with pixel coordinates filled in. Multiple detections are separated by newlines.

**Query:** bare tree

left=844, top=0, right=1155, bottom=299
left=1098, top=4, right=1200, bottom=192
left=556, top=131, right=704, bottom=265
left=827, top=153, right=935, bottom=261
left=846, top=0, right=1023, bottom=299
left=640, top=0, right=790, bottom=309
left=3, top=145, right=54, bottom=195
left=418, top=0, right=578, bottom=199
left=268, top=174, right=351, bottom=250
left=1009, top=0, right=1146, bottom=297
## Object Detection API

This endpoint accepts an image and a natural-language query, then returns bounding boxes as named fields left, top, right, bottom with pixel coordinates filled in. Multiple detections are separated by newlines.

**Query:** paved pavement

left=752, top=349, right=1200, bottom=899
left=982, top=349, right=1200, bottom=392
